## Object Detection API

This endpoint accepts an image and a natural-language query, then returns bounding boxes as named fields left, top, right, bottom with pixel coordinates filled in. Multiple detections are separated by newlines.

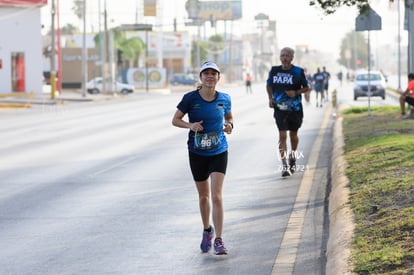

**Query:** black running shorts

left=405, top=95, right=414, bottom=106
left=188, top=151, right=228, bottom=181
left=273, top=108, right=303, bottom=131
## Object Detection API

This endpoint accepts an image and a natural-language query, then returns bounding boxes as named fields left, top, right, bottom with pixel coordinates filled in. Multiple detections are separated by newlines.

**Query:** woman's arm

left=224, top=113, right=233, bottom=134
left=172, top=109, right=203, bottom=132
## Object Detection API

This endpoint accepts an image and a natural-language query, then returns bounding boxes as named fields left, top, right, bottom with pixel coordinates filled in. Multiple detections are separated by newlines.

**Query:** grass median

left=342, top=106, right=414, bottom=275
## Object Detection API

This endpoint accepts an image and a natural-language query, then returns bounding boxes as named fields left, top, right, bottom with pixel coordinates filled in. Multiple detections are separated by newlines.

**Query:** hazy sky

left=40, top=0, right=403, bottom=56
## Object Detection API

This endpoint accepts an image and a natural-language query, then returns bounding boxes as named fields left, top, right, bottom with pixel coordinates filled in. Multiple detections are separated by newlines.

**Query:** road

left=336, top=77, right=400, bottom=109
left=0, top=79, right=399, bottom=275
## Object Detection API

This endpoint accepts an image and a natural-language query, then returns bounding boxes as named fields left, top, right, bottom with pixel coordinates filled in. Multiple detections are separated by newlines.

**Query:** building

left=47, top=30, right=193, bottom=89
left=0, top=0, right=47, bottom=94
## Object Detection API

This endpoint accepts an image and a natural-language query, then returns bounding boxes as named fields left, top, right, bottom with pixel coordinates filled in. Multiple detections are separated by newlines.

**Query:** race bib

left=277, top=102, right=290, bottom=111
left=194, top=131, right=219, bottom=150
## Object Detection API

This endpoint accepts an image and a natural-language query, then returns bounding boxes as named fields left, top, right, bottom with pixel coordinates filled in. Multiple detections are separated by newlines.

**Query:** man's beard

left=282, top=63, right=292, bottom=69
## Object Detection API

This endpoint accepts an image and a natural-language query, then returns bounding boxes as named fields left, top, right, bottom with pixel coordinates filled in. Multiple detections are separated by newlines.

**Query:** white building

left=0, top=0, right=47, bottom=94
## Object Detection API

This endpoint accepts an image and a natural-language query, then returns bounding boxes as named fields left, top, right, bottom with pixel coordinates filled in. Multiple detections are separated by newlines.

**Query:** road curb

left=0, top=93, right=34, bottom=108
left=0, top=103, right=32, bottom=108
left=0, top=92, right=110, bottom=108
left=326, top=114, right=356, bottom=275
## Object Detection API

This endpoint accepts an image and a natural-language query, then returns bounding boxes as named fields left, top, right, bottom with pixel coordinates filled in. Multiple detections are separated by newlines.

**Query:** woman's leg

left=195, top=180, right=211, bottom=229
left=209, top=172, right=225, bottom=238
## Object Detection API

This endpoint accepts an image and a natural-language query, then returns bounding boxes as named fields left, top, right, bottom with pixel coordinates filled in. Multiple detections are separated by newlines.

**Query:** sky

left=40, top=0, right=403, bottom=58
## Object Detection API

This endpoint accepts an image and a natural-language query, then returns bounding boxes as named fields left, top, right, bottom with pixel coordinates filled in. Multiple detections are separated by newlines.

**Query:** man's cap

left=199, top=61, right=220, bottom=74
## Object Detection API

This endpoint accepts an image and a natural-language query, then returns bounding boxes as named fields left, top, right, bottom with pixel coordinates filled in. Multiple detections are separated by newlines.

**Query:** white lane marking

left=271, top=103, right=333, bottom=274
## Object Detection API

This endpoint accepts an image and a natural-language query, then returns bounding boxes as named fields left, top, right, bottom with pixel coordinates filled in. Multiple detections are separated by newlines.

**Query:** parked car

left=169, top=73, right=198, bottom=86
left=353, top=71, right=386, bottom=100
left=86, top=77, right=135, bottom=94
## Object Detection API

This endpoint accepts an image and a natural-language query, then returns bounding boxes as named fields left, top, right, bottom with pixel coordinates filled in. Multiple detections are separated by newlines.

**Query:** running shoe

left=200, top=226, right=214, bottom=253
left=281, top=164, right=292, bottom=177
left=401, top=114, right=414, bottom=120
left=289, top=157, right=296, bottom=174
left=214, top=238, right=228, bottom=255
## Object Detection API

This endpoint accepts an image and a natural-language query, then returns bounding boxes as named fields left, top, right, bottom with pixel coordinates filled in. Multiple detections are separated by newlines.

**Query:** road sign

left=185, top=0, right=242, bottom=21
left=355, top=5, right=381, bottom=116
left=355, top=6, right=382, bottom=31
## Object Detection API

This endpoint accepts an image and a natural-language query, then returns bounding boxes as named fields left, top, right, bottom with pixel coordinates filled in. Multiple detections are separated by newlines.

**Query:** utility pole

left=50, top=0, right=56, bottom=99
left=81, top=0, right=87, bottom=97
left=98, top=0, right=102, bottom=78
left=398, top=0, right=401, bottom=91
left=103, top=0, right=108, bottom=93
left=406, top=0, right=414, bottom=73
left=56, top=0, right=61, bottom=95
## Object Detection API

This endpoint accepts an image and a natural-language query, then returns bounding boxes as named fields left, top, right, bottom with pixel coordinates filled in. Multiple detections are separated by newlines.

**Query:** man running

left=312, top=68, right=325, bottom=107
left=266, top=47, right=310, bottom=177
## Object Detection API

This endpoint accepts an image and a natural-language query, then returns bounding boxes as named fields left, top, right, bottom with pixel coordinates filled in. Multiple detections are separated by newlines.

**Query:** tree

left=309, top=0, right=412, bottom=15
left=207, top=34, right=225, bottom=63
left=190, top=40, right=208, bottom=69
left=60, top=23, right=80, bottom=35
left=115, top=32, right=146, bottom=69
left=46, top=23, right=79, bottom=36
left=338, top=31, right=368, bottom=69
left=72, top=0, right=84, bottom=21
left=189, top=35, right=225, bottom=71
left=94, top=30, right=146, bottom=69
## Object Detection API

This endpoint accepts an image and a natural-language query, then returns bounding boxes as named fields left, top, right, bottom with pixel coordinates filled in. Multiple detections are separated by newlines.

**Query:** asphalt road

left=0, top=82, right=337, bottom=275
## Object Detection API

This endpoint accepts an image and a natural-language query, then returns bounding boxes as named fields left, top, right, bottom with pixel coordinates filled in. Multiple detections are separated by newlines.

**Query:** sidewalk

left=0, top=87, right=172, bottom=108
left=0, top=81, right=245, bottom=109
left=0, top=90, right=95, bottom=108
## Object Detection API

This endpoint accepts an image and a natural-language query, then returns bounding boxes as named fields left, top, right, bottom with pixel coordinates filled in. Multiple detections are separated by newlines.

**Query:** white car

left=86, top=77, right=135, bottom=94
left=353, top=71, right=386, bottom=100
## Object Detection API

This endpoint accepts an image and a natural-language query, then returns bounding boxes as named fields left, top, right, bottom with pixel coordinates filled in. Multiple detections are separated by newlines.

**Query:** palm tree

left=48, top=23, right=79, bottom=36
left=72, top=0, right=84, bottom=26
left=112, top=30, right=146, bottom=68
left=60, top=24, right=80, bottom=35
left=94, top=30, right=146, bottom=77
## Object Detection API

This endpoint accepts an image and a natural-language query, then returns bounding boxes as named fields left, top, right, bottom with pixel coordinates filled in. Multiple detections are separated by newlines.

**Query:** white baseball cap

left=199, top=61, right=220, bottom=74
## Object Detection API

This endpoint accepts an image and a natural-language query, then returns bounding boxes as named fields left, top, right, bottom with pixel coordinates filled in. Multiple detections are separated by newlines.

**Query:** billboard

left=144, top=0, right=156, bottom=17
left=186, top=0, right=242, bottom=21
left=0, top=0, right=47, bottom=6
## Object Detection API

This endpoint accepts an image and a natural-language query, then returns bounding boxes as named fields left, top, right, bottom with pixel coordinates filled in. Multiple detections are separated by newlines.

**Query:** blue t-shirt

left=313, top=72, right=325, bottom=92
left=177, top=90, right=231, bottom=156
left=266, top=65, right=308, bottom=111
